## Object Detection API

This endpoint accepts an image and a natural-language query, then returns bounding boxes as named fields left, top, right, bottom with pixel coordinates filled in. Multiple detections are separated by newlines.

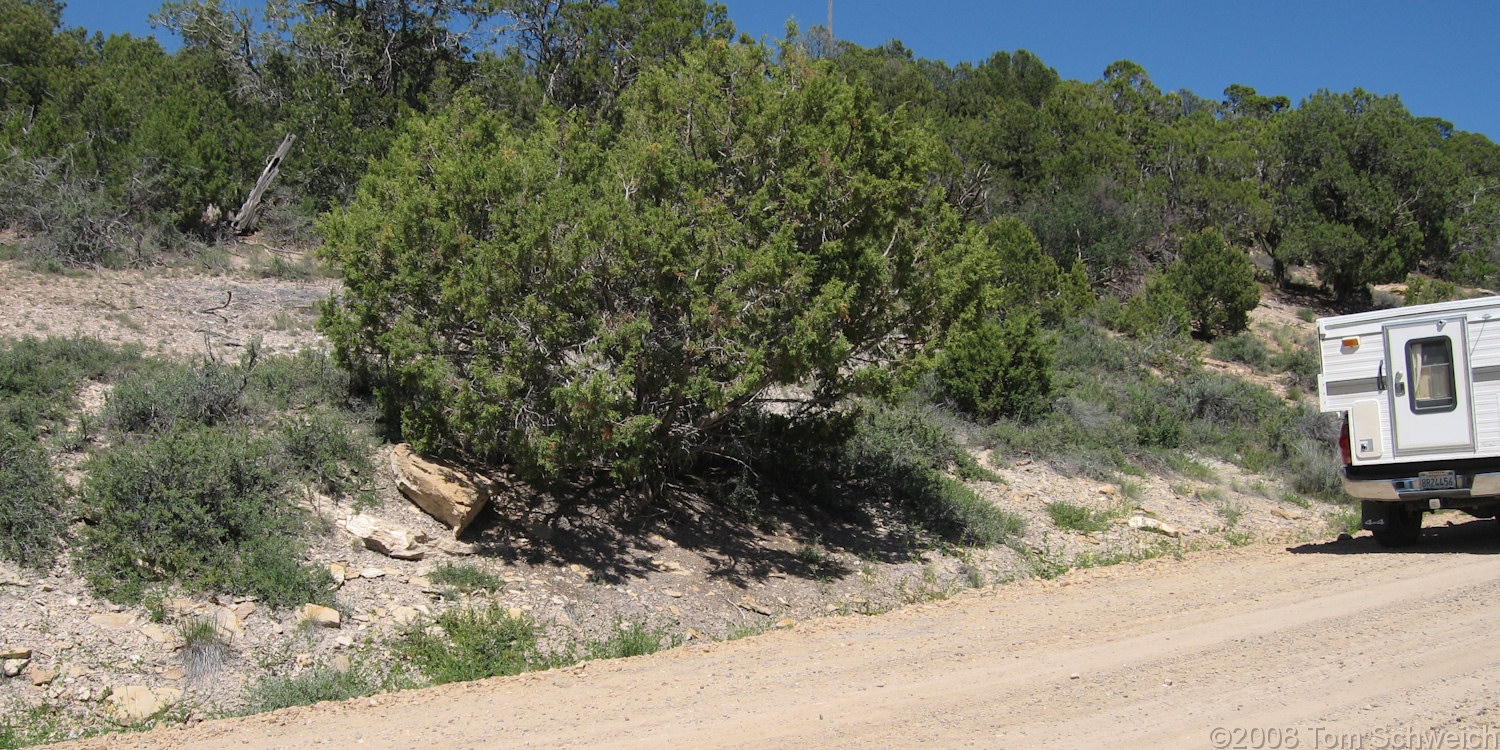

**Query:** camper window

left=1406, top=337, right=1456, bottom=414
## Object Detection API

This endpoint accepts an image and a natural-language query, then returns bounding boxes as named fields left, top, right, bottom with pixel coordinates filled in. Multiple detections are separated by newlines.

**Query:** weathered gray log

left=231, top=133, right=296, bottom=235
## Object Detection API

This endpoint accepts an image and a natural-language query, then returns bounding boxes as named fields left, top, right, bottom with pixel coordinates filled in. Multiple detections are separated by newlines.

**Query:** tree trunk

left=231, top=133, right=296, bottom=235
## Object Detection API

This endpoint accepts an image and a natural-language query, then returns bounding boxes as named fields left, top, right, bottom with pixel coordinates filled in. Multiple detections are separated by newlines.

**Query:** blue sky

left=62, top=0, right=1500, bottom=139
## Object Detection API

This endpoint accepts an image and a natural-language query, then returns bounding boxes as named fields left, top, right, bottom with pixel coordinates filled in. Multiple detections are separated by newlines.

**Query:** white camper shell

left=1317, top=295, right=1500, bottom=546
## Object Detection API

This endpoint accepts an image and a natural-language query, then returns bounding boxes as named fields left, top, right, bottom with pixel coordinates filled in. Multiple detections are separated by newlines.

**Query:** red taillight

left=1338, top=417, right=1352, bottom=465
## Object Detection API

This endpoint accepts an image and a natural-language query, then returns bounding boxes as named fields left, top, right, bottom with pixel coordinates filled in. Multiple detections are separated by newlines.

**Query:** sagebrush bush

left=1271, top=339, right=1320, bottom=391
left=105, top=357, right=248, bottom=433
left=1211, top=334, right=1271, bottom=370
left=840, top=402, right=1024, bottom=545
left=937, top=311, right=1052, bottom=422
left=0, top=423, right=66, bottom=569
left=78, top=425, right=331, bottom=607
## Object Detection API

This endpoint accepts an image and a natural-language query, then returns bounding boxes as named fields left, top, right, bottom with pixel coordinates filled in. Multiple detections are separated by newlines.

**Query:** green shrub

left=78, top=425, right=331, bottom=607
left=0, top=335, right=140, bottom=429
left=1212, top=334, right=1271, bottom=370
left=1165, top=228, right=1260, bottom=339
left=276, top=411, right=373, bottom=498
left=936, top=311, right=1052, bottom=422
left=1404, top=276, right=1461, bottom=306
left=242, top=662, right=382, bottom=714
left=397, top=606, right=561, bottom=685
left=0, top=422, right=66, bottom=569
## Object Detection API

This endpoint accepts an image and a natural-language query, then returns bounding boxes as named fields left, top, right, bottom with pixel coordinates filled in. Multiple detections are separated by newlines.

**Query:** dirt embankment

left=49, top=518, right=1500, bottom=750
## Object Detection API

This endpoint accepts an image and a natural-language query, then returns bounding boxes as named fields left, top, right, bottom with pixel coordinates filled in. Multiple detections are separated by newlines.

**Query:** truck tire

left=1368, top=502, right=1423, bottom=548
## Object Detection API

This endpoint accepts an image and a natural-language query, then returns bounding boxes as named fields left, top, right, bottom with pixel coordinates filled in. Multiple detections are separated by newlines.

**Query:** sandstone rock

left=138, top=624, right=172, bottom=644
left=331, top=654, right=351, bottom=673
left=88, top=613, right=137, bottom=630
left=210, top=606, right=244, bottom=639
left=26, top=667, right=56, bottom=686
left=3, top=658, right=27, bottom=678
left=328, top=563, right=348, bottom=585
left=360, top=567, right=387, bottom=579
left=1272, top=508, right=1301, bottom=520
left=106, top=685, right=183, bottom=723
left=434, top=539, right=476, bottom=556
left=775, top=618, right=797, bottom=629
left=233, top=602, right=257, bottom=621
left=342, top=514, right=431, bottom=560
left=298, top=604, right=341, bottom=629
left=390, top=606, right=422, bottom=626
left=0, top=647, right=30, bottom=660
left=160, top=667, right=185, bottom=681
left=1128, top=516, right=1181, bottom=538
left=390, top=443, right=494, bottom=537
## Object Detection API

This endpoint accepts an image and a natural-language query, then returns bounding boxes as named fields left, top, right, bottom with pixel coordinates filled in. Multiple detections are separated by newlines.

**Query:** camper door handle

left=1394, top=371, right=1406, bottom=396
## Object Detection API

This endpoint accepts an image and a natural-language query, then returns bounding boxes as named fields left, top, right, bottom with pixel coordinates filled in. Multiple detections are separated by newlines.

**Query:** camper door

left=1385, top=318, right=1474, bottom=456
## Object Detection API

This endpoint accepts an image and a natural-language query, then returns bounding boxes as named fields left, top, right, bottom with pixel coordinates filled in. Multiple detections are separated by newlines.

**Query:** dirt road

left=54, top=521, right=1500, bottom=750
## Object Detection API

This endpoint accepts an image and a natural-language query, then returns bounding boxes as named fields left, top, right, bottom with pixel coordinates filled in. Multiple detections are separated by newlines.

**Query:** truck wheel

left=1370, top=504, right=1423, bottom=548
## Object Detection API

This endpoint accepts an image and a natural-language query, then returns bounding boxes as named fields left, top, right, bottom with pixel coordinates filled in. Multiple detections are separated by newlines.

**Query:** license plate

left=1418, top=471, right=1457, bottom=490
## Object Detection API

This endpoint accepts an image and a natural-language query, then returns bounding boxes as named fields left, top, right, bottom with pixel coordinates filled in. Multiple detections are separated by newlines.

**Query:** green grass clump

left=78, top=425, right=332, bottom=607
left=426, top=563, right=506, bottom=595
left=586, top=618, right=682, bottom=660
left=242, top=662, right=383, bottom=714
left=177, top=617, right=230, bottom=682
left=1046, top=500, right=1118, bottom=534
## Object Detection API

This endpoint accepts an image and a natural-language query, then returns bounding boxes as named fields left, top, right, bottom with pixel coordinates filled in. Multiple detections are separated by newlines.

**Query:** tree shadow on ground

left=456, top=474, right=930, bottom=590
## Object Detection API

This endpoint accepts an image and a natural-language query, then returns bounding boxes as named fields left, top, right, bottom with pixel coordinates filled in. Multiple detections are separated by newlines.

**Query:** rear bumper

left=1344, top=471, right=1500, bottom=505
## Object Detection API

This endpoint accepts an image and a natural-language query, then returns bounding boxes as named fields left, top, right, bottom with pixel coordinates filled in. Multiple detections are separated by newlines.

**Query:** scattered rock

left=663, top=590, right=684, bottom=599
left=329, top=563, right=348, bottom=585
left=210, top=605, right=244, bottom=639
left=138, top=624, right=172, bottom=644
left=775, top=618, right=797, bottom=629
left=87, top=613, right=137, bottom=630
left=298, top=604, right=342, bottom=629
left=335, top=636, right=353, bottom=648
left=26, top=668, right=56, bottom=687
left=106, top=685, right=183, bottom=723
left=3, top=659, right=27, bottom=678
left=390, top=443, right=495, bottom=537
left=1128, top=516, right=1181, bottom=538
left=331, top=654, right=351, bottom=673
left=0, top=647, right=31, bottom=660
left=160, top=667, right=185, bottom=681
left=391, top=606, right=422, bottom=626
left=1271, top=508, right=1301, bottom=520
left=360, top=568, right=387, bottom=579
left=342, top=514, right=431, bottom=560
